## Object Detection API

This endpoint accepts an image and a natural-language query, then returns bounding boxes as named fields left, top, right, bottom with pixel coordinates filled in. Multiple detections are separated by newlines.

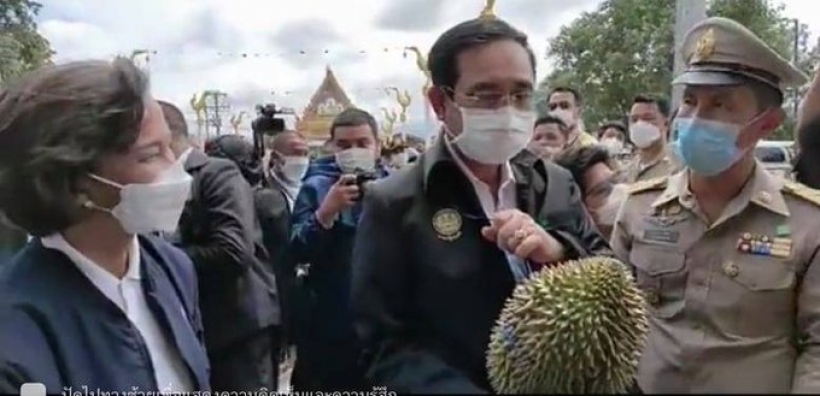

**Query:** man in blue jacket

left=290, top=108, right=388, bottom=390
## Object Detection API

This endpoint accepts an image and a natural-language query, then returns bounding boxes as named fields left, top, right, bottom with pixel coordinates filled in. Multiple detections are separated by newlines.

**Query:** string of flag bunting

left=122, top=45, right=546, bottom=62
left=120, top=46, right=432, bottom=61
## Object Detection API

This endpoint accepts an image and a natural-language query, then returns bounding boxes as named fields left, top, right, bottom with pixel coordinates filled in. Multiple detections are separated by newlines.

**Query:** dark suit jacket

left=254, top=175, right=296, bottom=345
left=0, top=236, right=210, bottom=393
left=177, top=149, right=279, bottom=351
left=794, top=116, right=820, bottom=188
left=350, top=141, right=611, bottom=393
left=0, top=214, right=26, bottom=256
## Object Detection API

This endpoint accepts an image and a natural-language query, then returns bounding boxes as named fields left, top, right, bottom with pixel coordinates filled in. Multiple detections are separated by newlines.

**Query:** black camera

left=355, top=171, right=378, bottom=189
left=250, top=103, right=288, bottom=164
left=345, top=170, right=378, bottom=198
left=251, top=104, right=287, bottom=136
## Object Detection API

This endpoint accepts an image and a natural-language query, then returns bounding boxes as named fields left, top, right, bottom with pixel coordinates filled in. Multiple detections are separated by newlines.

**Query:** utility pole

left=792, top=18, right=801, bottom=121
left=203, top=90, right=230, bottom=137
left=671, top=0, right=707, bottom=115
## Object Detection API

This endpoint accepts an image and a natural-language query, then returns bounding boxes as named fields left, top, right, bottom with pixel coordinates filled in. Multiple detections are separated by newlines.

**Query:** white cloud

left=36, top=0, right=602, bottom=140
left=39, top=0, right=817, bottom=140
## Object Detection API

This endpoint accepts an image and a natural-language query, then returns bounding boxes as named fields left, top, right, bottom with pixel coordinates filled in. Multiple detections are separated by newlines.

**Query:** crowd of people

left=1, top=10, right=820, bottom=395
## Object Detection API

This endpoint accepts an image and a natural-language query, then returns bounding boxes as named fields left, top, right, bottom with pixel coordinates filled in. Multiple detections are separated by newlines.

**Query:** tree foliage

left=0, top=0, right=52, bottom=84
left=539, top=0, right=808, bottom=139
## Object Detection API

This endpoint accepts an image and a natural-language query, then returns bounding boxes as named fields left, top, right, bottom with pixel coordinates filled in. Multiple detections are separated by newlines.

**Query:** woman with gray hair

left=0, top=59, right=210, bottom=393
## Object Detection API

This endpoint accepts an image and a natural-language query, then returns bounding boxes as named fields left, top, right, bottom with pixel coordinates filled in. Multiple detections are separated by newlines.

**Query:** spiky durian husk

left=487, top=257, right=648, bottom=394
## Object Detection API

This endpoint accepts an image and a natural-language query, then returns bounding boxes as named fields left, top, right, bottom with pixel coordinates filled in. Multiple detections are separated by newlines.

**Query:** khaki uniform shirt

left=611, top=164, right=820, bottom=393
left=564, top=130, right=598, bottom=152
left=621, top=148, right=681, bottom=184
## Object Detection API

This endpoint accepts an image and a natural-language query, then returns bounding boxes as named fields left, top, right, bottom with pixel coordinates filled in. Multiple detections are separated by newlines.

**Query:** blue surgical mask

left=671, top=117, right=744, bottom=176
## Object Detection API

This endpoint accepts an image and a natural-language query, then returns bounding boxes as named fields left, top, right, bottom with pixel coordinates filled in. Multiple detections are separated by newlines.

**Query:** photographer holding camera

left=289, top=108, right=387, bottom=390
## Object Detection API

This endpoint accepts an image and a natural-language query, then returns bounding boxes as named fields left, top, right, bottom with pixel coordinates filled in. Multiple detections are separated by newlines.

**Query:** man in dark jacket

left=255, top=131, right=310, bottom=352
left=350, top=17, right=611, bottom=393
left=290, top=108, right=388, bottom=390
left=204, top=134, right=263, bottom=188
left=161, top=101, right=280, bottom=391
left=794, top=68, right=820, bottom=188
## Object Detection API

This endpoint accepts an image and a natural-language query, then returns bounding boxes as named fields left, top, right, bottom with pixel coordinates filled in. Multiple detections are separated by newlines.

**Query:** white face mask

left=336, top=147, right=376, bottom=173
left=550, top=109, right=576, bottom=129
left=278, top=155, right=309, bottom=183
left=600, top=137, right=624, bottom=154
left=629, top=121, right=661, bottom=149
left=88, top=158, right=192, bottom=235
left=593, top=183, right=628, bottom=227
left=450, top=106, right=536, bottom=165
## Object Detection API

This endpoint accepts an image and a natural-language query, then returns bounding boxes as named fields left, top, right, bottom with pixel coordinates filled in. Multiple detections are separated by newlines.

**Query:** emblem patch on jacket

left=432, top=208, right=462, bottom=241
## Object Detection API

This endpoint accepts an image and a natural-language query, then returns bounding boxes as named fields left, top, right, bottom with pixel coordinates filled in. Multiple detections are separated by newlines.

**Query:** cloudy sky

left=36, top=0, right=820, bottom=139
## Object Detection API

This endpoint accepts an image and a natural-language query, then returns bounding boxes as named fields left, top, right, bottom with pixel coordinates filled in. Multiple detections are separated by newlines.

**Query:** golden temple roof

left=296, top=66, right=354, bottom=141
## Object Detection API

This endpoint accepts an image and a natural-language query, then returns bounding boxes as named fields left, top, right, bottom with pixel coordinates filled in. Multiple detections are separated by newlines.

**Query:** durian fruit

left=486, top=257, right=648, bottom=394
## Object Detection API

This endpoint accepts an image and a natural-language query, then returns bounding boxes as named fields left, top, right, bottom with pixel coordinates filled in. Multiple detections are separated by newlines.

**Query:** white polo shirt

left=41, top=234, right=194, bottom=393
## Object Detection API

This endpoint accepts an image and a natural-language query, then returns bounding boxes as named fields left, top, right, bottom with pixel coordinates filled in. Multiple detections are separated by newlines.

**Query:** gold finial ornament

left=693, top=28, right=716, bottom=62
left=189, top=91, right=210, bottom=135
left=479, top=0, right=497, bottom=21
left=386, top=87, right=413, bottom=123
left=404, top=46, right=433, bottom=97
left=229, top=111, right=247, bottom=134
left=381, top=107, right=398, bottom=137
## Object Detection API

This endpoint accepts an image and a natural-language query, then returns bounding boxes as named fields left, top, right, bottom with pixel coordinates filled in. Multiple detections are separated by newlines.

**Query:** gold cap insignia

left=432, top=208, right=463, bottom=241
left=693, top=28, right=716, bottom=62
left=665, top=203, right=682, bottom=216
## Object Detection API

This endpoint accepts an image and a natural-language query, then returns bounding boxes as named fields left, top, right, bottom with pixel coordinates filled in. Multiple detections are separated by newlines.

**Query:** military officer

left=612, top=17, right=820, bottom=393
left=620, top=94, right=681, bottom=184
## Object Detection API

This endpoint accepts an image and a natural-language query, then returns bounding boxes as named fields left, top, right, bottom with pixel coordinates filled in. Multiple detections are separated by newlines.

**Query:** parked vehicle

left=754, top=140, right=793, bottom=179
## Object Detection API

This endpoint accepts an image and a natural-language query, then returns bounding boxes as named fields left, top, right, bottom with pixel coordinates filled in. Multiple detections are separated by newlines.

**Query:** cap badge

left=694, top=28, right=716, bottom=62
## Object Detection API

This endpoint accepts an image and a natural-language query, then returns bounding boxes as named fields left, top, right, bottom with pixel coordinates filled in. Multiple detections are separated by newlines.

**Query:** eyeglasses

left=548, top=102, right=572, bottom=111
left=444, top=87, right=534, bottom=110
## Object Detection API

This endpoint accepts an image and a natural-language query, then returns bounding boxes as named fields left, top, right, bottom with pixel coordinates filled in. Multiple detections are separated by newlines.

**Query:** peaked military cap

left=673, top=17, right=808, bottom=91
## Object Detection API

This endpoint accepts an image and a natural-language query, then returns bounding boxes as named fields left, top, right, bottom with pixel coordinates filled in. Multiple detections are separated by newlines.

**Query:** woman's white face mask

left=86, top=157, right=192, bottom=235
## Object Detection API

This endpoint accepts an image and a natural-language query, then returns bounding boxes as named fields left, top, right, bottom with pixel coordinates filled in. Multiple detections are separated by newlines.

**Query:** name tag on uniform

left=643, top=228, right=680, bottom=244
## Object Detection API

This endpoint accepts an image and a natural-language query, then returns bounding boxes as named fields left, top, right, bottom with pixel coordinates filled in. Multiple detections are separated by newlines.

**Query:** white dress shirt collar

left=41, top=233, right=140, bottom=310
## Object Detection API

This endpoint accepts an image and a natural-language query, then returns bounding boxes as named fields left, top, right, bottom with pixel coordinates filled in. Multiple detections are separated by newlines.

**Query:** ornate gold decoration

left=693, top=28, right=716, bottom=62
left=189, top=91, right=210, bottom=135
left=386, top=87, right=413, bottom=123
left=404, top=46, right=432, bottom=97
left=381, top=107, right=398, bottom=137
left=229, top=111, right=247, bottom=134
left=295, top=66, right=354, bottom=143
left=479, top=0, right=498, bottom=20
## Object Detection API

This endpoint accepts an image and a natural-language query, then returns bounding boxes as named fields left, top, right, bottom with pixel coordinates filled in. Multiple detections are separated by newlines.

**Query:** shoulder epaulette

left=628, top=177, right=668, bottom=195
left=782, top=180, right=820, bottom=207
